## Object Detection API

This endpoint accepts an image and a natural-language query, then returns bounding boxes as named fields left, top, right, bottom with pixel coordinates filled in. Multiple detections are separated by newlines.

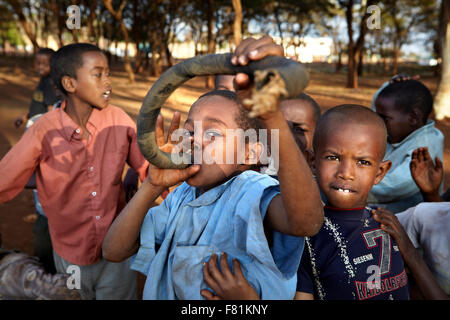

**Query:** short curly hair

left=50, top=43, right=104, bottom=95
left=376, top=80, right=433, bottom=124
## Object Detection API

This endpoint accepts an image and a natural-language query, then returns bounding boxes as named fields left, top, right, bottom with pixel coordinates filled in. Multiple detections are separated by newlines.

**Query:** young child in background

left=14, top=48, right=60, bottom=128
left=368, top=80, right=444, bottom=213
left=295, top=104, right=410, bottom=300
left=280, top=93, right=321, bottom=153
left=394, top=147, right=450, bottom=296
left=0, top=43, right=149, bottom=299
left=260, top=93, right=321, bottom=177
left=370, top=74, right=420, bottom=111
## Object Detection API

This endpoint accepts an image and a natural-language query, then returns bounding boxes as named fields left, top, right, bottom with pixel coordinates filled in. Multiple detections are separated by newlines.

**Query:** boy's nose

left=336, top=161, right=355, bottom=180
left=188, top=136, right=203, bottom=164
left=104, top=74, right=112, bottom=86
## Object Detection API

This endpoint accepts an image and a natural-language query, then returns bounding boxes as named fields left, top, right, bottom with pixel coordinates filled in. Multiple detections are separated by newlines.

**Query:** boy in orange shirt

left=0, top=43, right=148, bottom=299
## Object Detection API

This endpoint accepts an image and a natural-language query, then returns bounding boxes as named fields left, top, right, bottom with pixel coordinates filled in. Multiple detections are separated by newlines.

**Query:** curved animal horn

left=137, top=52, right=308, bottom=169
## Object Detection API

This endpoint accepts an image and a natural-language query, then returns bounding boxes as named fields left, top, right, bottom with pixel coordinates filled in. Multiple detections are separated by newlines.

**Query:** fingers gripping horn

left=137, top=53, right=309, bottom=169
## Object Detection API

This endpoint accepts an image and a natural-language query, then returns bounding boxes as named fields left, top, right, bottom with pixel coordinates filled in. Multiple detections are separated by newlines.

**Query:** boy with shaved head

left=293, top=104, right=446, bottom=300
left=295, top=104, right=411, bottom=300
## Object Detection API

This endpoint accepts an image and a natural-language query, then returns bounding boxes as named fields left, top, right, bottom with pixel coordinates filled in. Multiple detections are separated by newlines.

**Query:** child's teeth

left=344, top=189, right=350, bottom=193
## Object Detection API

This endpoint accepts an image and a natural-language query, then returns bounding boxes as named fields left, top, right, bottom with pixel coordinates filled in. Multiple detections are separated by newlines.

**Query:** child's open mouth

left=331, top=185, right=356, bottom=194
left=103, top=90, right=111, bottom=99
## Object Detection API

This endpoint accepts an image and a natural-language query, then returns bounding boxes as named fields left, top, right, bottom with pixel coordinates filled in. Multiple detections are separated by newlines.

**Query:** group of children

left=0, top=35, right=448, bottom=300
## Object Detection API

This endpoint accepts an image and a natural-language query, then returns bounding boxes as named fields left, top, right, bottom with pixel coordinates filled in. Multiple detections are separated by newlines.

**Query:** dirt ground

left=0, top=59, right=449, bottom=298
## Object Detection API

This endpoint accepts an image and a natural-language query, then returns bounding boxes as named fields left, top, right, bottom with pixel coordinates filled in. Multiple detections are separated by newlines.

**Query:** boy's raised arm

left=231, top=36, right=323, bottom=237
left=263, top=111, right=323, bottom=237
left=102, top=174, right=165, bottom=262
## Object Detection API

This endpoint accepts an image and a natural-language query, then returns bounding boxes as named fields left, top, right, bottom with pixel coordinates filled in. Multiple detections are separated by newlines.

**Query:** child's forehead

left=318, top=120, right=385, bottom=154
left=187, top=95, right=239, bottom=124
left=280, top=99, right=315, bottom=121
left=80, top=51, right=108, bottom=67
left=281, top=99, right=313, bottom=112
left=36, top=53, right=51, bottom=60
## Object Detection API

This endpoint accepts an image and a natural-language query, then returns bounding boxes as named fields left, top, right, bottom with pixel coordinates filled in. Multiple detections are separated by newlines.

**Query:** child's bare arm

left=201, top=252, right=260, bottom=300
left=102, top=113, right=200, bottom=262
left=264, top=111, right=323, bottom=237
left=372, top=207, right=449, bottom=300
left=232, top=36, right=323, bottom=237
left=102, top=176, right=165, bottom=262
left=294, top=291, right=314, bottom=300
left=410, top=147, right=443, bottom=202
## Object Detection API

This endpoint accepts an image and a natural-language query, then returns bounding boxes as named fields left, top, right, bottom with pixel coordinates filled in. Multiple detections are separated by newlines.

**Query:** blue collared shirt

left=368, top=120, right=444, bottom=213
left=131, top=170, right=304, bottom=300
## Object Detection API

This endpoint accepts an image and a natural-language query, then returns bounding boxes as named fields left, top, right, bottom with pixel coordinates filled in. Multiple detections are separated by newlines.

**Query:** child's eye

left=325, top=155, right=339, bottom=161
left=183, top=130, right=193, bottom=137
left=294, top=126, right=307, bottom=133
left=357, top=160, right=371, bottom=166
left=204, top=130, right=223, bottom=140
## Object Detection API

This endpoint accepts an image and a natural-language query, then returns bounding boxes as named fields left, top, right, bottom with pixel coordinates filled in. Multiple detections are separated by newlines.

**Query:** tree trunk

left=71, top=0, right=79, bottom=43
left=434, top=0, right=450, bottom=120
left=345, top=0, right=357, bottom=88
left=86, top=0, right=98, bottom=43
left=344, top=0, right=374, bottom=88
left=336, top=50, right=342, bottom=72
left=120, top=21, right=136, bottom=83
left=392, top=45, right=400, bottom=75
left=357, top=48, right=364, bottom=76
left=149, top=30, right=162, bottom=77
left=134, top=42, right=143, bottom=74
left=103, top=0, right=135, bottom=83
left=231, top=0, right=242, bottom=48
left=205, top=0, right=215, bottom=89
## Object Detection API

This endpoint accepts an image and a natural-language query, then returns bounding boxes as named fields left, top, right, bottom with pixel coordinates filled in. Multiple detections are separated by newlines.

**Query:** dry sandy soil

left=0, top=59, right=449, bottom=297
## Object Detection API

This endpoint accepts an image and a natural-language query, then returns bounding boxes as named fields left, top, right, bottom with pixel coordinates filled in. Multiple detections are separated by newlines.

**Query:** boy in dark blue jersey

left=295, top=104, right=410, bottom=300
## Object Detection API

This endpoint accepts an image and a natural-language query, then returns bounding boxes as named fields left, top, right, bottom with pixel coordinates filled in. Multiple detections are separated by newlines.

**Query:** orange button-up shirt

left=0, top=103, right=148, bottom=265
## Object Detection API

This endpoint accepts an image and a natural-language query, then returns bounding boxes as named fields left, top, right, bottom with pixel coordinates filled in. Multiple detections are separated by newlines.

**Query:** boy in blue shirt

left=102, top=38, right=324, bottom=300
left=368, top=80, right=444, bottom=213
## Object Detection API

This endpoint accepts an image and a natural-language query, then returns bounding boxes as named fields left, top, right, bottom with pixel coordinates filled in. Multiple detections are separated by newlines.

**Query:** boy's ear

left=61, top=75, right=77, bottom=94
left=373, top=160, right=392, bottom=185
left=408, top=109, right=422, bottom=127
